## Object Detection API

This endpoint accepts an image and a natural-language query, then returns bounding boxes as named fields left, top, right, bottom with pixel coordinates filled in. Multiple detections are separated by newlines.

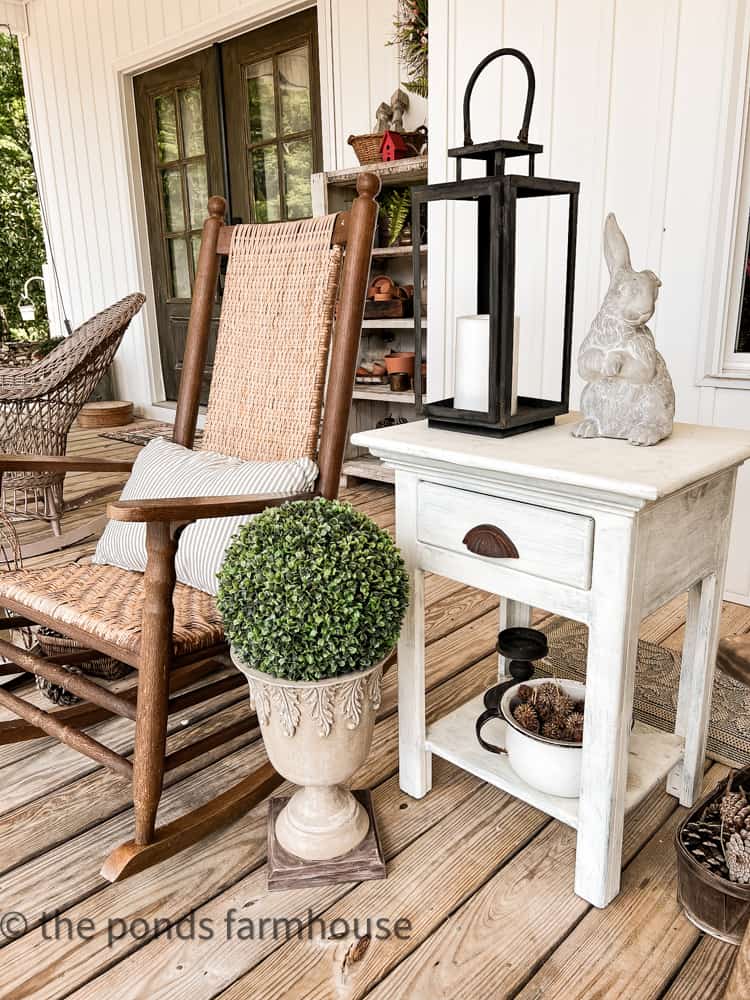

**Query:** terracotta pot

left=383, top=351, right=415, bottom=377
left=231, top=651, right=386, bottom=861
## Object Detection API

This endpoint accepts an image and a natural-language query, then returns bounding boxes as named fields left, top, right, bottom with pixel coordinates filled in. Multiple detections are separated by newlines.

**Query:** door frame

left=114, top=1, right=336, bottom=419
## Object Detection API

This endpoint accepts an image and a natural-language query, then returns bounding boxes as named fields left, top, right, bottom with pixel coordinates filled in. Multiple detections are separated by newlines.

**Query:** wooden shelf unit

left=312, top=156, right=428, bottom=486
left=352, top=385, right=416, bottom=404
left=361, top=318, right=426, bottom=329
left=371, top=244, right=427, bottom=258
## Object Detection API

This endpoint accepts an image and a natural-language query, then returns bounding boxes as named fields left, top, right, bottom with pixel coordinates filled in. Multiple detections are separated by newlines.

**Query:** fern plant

left=379, top=187, right=412, bottom=247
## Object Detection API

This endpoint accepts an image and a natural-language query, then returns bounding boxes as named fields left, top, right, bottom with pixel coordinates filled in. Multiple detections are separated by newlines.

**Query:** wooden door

left=134, top=12, right=323, bottom=403
left=221, top=10, right=323, bottom=225
left=134, top=49, right=225, bottom=403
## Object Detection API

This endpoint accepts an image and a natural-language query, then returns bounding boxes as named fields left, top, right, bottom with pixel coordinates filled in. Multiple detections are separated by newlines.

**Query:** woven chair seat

left=0, top=563, right=224, bottom=658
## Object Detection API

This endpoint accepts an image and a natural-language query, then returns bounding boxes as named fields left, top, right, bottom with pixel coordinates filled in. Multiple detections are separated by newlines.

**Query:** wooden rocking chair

left=0, top=173, right=379, bottom=880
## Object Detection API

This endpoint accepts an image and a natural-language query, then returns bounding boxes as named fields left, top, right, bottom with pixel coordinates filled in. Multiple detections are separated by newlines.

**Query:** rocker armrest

left=107, top=491, right=314, bottom=523
left=0, top=454, right=134, bottom=474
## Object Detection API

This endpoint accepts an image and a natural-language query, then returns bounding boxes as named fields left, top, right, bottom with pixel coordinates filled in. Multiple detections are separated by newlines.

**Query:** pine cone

left=533, top=682, right=561, bottom=721
left=541, top=714, right=567, bottom=741
left=517, top=684, right=534, bottom=704
left=513, top=702, right=540, bottom=734
left=703, top=800, right=722, bottom=822
left=727, top=832, right=750, bottom=884
left=554, top=691, right=575, bottom=718
left=720, top=787, right=749, bottom=833
left=563, top=711, right=584, bottom=743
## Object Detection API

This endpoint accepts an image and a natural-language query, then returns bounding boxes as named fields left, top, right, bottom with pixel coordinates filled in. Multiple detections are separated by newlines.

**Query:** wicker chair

left=0, top=294, right=145, bottom=553
left=0, top=174, right=379, bottom=880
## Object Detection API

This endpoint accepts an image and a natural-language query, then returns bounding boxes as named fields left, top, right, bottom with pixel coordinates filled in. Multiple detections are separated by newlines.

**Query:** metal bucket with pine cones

left=676, top=767, right=750, bottom=943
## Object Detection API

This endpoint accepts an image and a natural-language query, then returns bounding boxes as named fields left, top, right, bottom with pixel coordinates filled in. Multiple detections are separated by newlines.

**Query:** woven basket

left=35, top=667, right=83, bottom=707
left=36, top=629, right=130, bottom=681
left=347, top=130, right=424, bottom=165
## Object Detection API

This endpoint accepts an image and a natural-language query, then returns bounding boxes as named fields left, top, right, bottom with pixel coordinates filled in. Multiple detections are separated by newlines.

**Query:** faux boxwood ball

left=217, top=498, right=409, bottom=682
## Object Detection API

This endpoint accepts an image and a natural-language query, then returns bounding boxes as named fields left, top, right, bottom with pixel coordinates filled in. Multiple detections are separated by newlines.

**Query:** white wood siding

left=14, top=0, right=421, bottom=412
left=0, top=2, right=27, bottom=36
left=430, top=0, right=750, bottom=603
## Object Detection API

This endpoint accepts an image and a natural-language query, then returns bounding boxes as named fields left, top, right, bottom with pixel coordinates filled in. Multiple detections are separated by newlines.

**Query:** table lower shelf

left=425, top=691, right=685, bottom=829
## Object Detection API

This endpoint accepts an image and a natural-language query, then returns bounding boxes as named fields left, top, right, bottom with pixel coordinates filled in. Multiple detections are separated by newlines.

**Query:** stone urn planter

left=232, top=653, right=387, bottom=860
left=217, top=498, right=409, bottom=871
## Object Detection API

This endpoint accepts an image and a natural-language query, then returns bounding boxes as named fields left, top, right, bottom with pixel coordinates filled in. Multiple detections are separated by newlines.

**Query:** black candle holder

left=482, top=626, right=549, bottom=714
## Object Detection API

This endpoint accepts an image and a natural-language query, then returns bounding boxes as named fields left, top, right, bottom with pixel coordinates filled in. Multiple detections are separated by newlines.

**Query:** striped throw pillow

left=93, top=437, right=317, bottom=595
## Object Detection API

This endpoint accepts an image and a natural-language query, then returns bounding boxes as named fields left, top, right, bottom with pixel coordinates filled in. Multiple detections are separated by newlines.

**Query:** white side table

left=352, top=416, right=750, bottom=907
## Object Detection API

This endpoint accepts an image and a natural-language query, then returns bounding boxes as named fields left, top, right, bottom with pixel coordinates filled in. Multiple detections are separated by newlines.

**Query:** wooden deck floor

left=0, top=425, right=748, bottom=999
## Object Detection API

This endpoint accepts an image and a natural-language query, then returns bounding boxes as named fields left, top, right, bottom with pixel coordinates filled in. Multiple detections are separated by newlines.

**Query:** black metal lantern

left=412, top=49, right=579, bottom=436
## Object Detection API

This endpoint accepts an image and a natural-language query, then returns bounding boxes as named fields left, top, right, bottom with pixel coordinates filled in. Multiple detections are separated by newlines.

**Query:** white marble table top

left=351, top=413, right=750, bottom=501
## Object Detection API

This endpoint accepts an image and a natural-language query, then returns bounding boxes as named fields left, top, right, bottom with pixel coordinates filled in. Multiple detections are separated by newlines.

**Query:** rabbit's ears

left=603, top=213, right=632, bottom=275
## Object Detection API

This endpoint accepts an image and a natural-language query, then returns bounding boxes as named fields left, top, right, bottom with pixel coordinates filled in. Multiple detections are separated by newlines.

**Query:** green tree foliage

left=0, top=34, right=48, bottom=338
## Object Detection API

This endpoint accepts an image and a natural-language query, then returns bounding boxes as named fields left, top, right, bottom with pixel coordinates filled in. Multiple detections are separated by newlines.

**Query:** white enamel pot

left=478, top=677, right=586, bottom=798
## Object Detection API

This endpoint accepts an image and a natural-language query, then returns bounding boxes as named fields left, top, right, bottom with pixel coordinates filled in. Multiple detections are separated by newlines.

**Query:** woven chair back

left=0, top=294, right=145, bottom=502
left=202, top=215, right=343, bottom=464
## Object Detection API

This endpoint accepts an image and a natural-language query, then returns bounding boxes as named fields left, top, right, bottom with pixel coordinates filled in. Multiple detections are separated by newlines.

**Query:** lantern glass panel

left=513, top=193, right=571, bottom=405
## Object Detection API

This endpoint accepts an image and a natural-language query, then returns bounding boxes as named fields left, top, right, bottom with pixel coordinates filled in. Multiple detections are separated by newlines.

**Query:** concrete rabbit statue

left=572, top=213, right=674, bottom=446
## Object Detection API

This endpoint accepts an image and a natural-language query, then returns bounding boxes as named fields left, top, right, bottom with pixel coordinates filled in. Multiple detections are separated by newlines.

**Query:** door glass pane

left=246, top=59, right=276, bottom=144
left=155, top=94, right=179, bottom=162
left=186, top=161, right=208, bottom=229
left=161, top=168, right=185, bottom=232
left=278, top=46, right=311, bottom=136
left=180, top=87, right=205, bottom=157
left=192, top=234, right=202, bottom=272
left=251, top=146, right=281, bottom=222
left=168, top=238, right=191, bottom=298
left=282, top=138, right=312, bottom=219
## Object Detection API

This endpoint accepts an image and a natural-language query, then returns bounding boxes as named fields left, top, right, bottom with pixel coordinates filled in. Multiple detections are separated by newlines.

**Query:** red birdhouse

left=380, top=130, right=411, bottom=162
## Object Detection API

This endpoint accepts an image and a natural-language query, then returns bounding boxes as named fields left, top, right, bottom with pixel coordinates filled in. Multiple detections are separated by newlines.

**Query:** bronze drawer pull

left=462, top=524, right=519, bottom=559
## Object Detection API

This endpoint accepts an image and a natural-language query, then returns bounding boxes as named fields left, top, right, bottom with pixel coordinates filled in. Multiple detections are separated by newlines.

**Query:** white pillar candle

left=454, top=314, right=520, bottom=415
left=454, top=315, right=490, bottom=411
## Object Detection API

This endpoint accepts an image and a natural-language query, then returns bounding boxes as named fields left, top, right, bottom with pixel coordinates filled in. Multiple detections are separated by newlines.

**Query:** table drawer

left=417, top=482, right=594, bottom=589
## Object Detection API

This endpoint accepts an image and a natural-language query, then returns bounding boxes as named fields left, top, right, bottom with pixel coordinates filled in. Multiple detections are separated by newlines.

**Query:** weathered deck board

left=0, top=424, right=743, bottom=1000
left=217, top=789, right=550, bottom=1000
left=0, top=658, right=500, bottom=998
left=368, top=764, right=721, bottom=1000
left=516, top=766, right=729, bottom=1000
left=661, top=935, right=738, bottom=1000
left=68, top=758, right=486, bottom=1000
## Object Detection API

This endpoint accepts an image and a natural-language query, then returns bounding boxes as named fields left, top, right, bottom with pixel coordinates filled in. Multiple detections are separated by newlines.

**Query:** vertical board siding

left=330, top=0, right=427, bottom=169
left=435, top=0, right=750, bottom=603
left=436, top=0, right=739, bottom=413
left=17, top=0, right=403, bottom=408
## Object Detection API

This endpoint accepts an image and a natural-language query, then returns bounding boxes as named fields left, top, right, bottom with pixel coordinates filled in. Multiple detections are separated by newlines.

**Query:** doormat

left=540, top=616, right=750, bottom=769
left=99, top=422, right=203, bottom=447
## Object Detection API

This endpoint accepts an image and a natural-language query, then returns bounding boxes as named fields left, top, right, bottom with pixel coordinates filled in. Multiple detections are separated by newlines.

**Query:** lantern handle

left=462, top=48, right=536, bottom=146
